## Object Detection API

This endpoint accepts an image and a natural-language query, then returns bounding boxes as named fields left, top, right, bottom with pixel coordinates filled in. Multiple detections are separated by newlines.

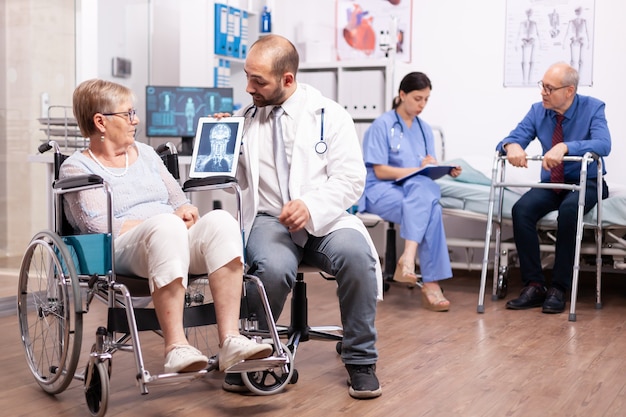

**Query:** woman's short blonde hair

left=72, top=79, right=134, bottom=137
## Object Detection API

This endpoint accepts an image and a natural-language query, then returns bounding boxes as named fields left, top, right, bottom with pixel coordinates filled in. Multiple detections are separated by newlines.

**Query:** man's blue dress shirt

left=496, top=94, right=611, bottom=182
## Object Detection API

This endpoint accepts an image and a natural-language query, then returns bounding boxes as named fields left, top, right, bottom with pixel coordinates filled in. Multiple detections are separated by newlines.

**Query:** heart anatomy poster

left=336, top=0, right=412, bottom=62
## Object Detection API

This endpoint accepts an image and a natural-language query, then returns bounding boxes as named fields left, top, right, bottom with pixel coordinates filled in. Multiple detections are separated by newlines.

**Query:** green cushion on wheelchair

left=62, top=234, right=112, bottom=275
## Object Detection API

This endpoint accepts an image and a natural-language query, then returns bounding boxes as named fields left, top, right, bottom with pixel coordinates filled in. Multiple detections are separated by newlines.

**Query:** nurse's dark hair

left=392, top=72, right=432, bottom=109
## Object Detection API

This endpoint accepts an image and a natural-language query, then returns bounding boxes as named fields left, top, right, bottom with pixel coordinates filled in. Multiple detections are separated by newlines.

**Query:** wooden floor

left=3, top=268, right=626, bottom=417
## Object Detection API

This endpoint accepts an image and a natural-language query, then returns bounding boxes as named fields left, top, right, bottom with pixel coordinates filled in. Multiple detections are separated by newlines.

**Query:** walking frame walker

left=477, top=151, right=604, bottom=322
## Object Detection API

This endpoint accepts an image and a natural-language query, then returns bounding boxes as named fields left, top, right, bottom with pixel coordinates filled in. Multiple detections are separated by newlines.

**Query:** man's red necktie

left=550, top=114, right=565, bottom=188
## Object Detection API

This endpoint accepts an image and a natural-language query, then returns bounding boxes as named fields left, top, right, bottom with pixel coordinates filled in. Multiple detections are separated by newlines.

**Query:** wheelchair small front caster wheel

left=289, top=368, right=299, bottom=384
left=241, top=343, right=294, bottom=395
left=84, top=360, right=110, bottom=417
left=496, top=267, right=509, bottom=299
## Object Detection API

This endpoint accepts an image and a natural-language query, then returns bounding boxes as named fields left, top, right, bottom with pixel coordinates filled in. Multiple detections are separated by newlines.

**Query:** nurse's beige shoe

left=421, top=283, right=450, bottom=312
left=392, top=260, right=418, bottom=288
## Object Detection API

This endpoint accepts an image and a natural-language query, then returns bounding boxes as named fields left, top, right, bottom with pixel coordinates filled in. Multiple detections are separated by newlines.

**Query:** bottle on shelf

left=260, top=6, right=271, bottom=34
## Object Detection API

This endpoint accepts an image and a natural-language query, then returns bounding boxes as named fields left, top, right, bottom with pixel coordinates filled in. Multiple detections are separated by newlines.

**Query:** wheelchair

left=17, top=140, right=294, bottom=416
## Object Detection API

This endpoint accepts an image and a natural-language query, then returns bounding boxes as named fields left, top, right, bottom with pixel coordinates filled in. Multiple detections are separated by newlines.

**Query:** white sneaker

left=219, top=335, right=273, bottom=371
left=164, top=344, right=209, bottom=373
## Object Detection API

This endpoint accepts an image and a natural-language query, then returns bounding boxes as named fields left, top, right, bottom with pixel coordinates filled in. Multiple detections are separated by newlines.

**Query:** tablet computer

left=188, top=117, right=244, bottom=179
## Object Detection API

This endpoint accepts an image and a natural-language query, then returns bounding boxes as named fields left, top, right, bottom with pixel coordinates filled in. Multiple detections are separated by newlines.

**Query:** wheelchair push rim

left=17, top=230, right=83, bottom=395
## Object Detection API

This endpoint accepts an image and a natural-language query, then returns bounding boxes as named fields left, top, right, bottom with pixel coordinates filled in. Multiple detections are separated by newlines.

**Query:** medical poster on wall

left=335, top=0, right=412, bottom=62
left=504, top=0, right=595, bottom=87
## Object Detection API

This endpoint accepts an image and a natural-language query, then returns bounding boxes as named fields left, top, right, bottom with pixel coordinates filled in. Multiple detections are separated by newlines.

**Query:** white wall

left=72, top=0, right=626, bottom=181
left=72, top=0, right=626, bottom=224
left=272, top=0, right=626, bottom=184
left=3, top=0, right=76, bottom=256
left=413, top=0, right=626, bottom=186
left=268, top=0, right=626, bottom=262
left=76, top=0, right=150, bottom=143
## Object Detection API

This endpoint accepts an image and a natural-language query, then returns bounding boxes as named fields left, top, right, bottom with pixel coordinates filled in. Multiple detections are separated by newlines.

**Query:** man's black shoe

left=542, top=287, right=566, bottom=314
left=506, top=285, right=546, bottom=310
left=222, top=372, right=248, bottom=393
left=346, top=364, right=382, bottom=399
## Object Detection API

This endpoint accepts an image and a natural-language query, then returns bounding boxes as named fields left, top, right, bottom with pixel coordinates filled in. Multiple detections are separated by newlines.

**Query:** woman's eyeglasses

left=101, top=108, right=137, bottom=123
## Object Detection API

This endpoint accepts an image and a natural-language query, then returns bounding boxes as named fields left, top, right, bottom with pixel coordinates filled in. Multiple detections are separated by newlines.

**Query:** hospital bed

left=435, top=153, right=626, bottom=321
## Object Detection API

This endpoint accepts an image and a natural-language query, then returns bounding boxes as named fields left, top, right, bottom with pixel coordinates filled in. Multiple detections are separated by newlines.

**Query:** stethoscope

left=243, top=105, right=327, bottom=154
left=390, top=110, right=428, bottom=155
left=315, top=108, right=327, bottom=154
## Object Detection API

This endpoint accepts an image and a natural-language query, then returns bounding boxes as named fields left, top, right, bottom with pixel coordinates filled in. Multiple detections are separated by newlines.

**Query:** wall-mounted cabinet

left=298, top=60, right=396, bottom=122
left=176, top=0, right=261, bottom=108
left=211, top=2, right=260, bottom=108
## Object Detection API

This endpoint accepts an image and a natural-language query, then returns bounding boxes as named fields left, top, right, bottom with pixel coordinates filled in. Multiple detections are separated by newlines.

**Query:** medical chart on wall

left=504, top=0, right=595, bottom=87
left=335, top=0, right=412, bottom=62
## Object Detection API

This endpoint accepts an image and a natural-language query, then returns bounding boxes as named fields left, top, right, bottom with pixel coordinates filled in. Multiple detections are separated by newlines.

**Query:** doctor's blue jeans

left=245, top=214, right=379, bottom=365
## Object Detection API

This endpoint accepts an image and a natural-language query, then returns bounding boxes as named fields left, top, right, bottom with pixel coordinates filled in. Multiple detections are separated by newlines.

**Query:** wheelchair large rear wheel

left=17, top=230, right=83, bottom=394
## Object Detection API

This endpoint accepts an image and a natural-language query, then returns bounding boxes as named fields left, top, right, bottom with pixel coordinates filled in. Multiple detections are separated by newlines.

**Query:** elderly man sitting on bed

left=496, top=62, right=611, bottom=314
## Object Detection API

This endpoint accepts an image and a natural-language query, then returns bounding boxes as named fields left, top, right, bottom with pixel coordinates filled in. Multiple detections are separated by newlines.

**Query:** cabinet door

left=339, top=67, right=387, bottom=120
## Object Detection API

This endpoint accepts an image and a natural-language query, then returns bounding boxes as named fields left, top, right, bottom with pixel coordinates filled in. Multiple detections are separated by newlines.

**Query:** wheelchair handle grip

left=39, top=140, right=60, bottom=154
left=156, top=142, right=178, bottom=155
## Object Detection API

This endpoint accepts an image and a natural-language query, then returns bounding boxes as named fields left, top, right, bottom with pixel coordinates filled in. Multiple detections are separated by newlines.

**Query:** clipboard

left=393, top=165, right=455, bottom=185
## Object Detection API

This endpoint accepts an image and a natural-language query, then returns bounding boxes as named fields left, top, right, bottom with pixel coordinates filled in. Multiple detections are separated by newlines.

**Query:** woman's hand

left=450, top=166, right=463, bottom=178
left=174, top=204, right=199, bottom=229
left=420, top=155, right=437, bottom=167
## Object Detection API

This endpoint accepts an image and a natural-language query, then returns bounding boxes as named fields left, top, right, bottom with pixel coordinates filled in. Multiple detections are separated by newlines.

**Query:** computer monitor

left=145, top=85, right=234, bottom=155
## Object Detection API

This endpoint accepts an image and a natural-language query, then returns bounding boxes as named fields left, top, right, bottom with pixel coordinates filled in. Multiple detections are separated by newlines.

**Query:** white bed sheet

left=437, top=158, right=626, bottom=229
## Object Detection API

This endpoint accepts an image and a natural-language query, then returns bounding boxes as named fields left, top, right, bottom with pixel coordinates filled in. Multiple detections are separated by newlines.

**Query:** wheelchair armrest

left=53, top=174, right=104, bottom=190
left=183, top=175, right=237, bottom=192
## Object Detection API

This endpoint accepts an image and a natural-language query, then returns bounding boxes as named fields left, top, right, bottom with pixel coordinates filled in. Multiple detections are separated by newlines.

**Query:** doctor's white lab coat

left=235, top=83, right=383, bottom=299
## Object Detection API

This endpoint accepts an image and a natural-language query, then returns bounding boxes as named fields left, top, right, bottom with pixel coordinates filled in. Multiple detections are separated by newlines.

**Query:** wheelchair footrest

left=224, top=356, right=289, bottom=373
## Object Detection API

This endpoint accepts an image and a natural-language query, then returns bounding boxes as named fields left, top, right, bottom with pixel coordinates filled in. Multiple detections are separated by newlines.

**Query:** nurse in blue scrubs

left=360, top=72, right=461, bottom=311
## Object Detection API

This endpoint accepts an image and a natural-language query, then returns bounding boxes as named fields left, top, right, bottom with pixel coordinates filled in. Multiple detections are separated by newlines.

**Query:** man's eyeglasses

left=101, top=108, right=136, bottom=123
left=537, top=81, right=570, bottom=95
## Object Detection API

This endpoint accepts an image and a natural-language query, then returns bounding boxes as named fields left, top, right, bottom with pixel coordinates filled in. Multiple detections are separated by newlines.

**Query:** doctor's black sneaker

left=222, top=372, right=248, bottom=393
left=345, top=364, right=382, bottom=399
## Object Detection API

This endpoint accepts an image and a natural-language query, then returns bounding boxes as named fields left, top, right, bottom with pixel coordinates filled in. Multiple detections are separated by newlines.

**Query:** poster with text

left=504, top=0, right=594, bottom=87
left=336, top=0, right=412, bottom=62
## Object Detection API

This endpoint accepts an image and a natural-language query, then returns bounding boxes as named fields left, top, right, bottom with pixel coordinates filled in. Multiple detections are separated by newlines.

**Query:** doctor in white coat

left=230, top=35, right=382, bottom=399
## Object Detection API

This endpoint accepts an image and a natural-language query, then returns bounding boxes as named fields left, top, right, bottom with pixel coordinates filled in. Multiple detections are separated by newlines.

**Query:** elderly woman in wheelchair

left=62, top=79, right=272, bottom=373
left=18, top=79, right=294, bottom=416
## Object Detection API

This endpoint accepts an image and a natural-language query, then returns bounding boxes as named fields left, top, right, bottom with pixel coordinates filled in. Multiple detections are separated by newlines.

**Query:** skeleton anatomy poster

left=504, top=0, right=595, bottom=87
